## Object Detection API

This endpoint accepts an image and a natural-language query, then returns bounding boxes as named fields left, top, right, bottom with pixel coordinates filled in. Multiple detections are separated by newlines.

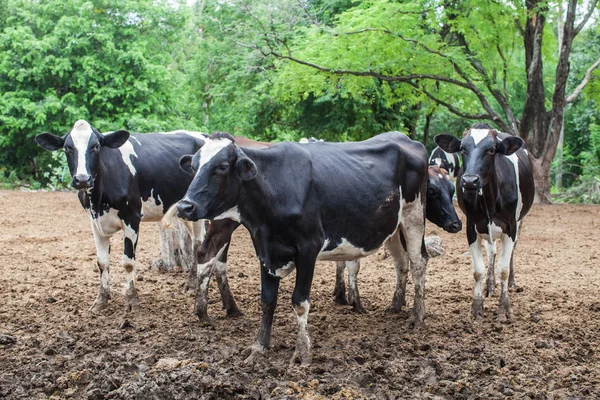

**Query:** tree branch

left=574, top=0, right=598, bottom=36
left=566, top=56, right=600, bottom=103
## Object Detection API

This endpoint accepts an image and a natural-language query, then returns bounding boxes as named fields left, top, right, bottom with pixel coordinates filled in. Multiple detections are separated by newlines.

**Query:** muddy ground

left=0, top=190, right=599, bottom=399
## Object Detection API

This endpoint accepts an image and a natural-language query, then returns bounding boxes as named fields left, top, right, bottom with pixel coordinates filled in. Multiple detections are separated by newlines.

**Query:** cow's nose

left=461, top=174, right=480, bottom=190
left=176, top=200, right=195, bottom=220
left=448, top=220, right=462, bottom=233
left=72, top=174, right=92, bottom=189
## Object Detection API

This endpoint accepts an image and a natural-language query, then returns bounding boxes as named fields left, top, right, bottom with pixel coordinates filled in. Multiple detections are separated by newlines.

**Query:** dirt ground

left=1, top=190, right=599, bottom=399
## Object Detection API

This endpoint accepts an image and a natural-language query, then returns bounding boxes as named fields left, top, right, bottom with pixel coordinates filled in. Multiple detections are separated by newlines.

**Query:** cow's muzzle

left=72, top=174, right=93, bottom=190
left=461, top=174, right=481, bottom=191
left=176, top=199, right=199, bottom=221
left=445, top=220, right=462, bottom=233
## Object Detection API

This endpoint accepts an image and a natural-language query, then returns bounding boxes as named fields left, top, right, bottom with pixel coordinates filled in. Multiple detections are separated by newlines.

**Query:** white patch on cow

left=214, top=206, right=241, bottom=223
left=89, top=208, right=122, bottom=238
left=438, top=174, right=444, bottom=179
left=275, top=261, right=295, bottom=278
left=130, top=136, right=142, bottom=146
left=156, top=130, right=206, bottom=140
left=141, top=189, right=164, bottom=222
left=346, top=260, right=360, bottom=296
left=470, top=129, right=490, bottom=145
left=432, top=157, right=442, bottom=167
left=480, top=221, right=503, bottom=243
left=71, top=120, right=94, bottom=177
left=506, top=153, right=523, bottom=221
left=299, top=138, right=309, bottom=144
left=196, top=242, right=229, bottom=290
left=198, top=137, right=232, bottom=171
left=293, top=299, right=310, bottom=349
left=470, top=236, right=486, bottom=300
left=442, top=149, right=456, bottom=170
left=117, top=137, right=138, bottom=176
left=122, top=254, right=136, bottom=291
left=123, top=223, right=138, bottom=247
left=318, top=238, right=376, bottom=261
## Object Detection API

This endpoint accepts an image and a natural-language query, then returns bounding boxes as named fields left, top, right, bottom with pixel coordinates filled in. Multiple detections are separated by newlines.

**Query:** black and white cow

left=435, top=123, right=534, bottom=322
left=35, top=120, right=206, bottom=312
left=332, top=165, right=462, bottom=313
left=429, top=146, right=460, bottom=179
left=175, top=131, right=429, bottom=365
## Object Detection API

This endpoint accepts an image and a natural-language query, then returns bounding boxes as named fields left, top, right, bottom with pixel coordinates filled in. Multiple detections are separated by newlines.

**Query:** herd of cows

left=35, top=119, right=534, bottom=366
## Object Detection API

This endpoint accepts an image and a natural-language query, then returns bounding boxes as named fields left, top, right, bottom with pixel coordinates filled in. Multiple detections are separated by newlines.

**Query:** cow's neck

left=85, top=150, right=125, bottom=212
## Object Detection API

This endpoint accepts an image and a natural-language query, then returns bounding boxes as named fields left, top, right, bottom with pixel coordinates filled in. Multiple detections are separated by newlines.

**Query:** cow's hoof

left=242, top=344, right=266, bottom=365
left=289, top=350, right=311, bottom=367
left=226, top=307, right=244, bottom=318
left=183, top=282, right=197, bottom=295
left=471, top=298, right=484, bottom=320
left=196, top=314, right=215, bottom=327
left=126, top=300, right=140, bottom=313
left=407, top=317, right=424, bottom=331
left=497, top=309, right=513, bottom=324
left=89, top=296, right=109, bottom=313
left=333, top=290, right=348, bottom=306
left=351, top=303, right=368, bottom=314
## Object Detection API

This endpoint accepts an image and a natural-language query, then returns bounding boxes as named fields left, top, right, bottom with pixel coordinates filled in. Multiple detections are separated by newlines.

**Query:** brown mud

left=1, top=191, right=599, bottom=399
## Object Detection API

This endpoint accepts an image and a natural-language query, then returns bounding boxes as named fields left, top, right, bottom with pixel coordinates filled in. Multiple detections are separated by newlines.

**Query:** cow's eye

left=92, top=143, right=101, bottom=152
left=216, top=164, right=229, bottom=173
left=64, top=146, right=74, bottom=154
left=488, top=148, right=495, bottom=155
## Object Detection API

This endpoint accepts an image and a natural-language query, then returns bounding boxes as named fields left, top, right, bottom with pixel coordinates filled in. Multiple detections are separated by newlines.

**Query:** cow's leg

left=497, top=233, right=516, bottom=322
left=89, top=222, right=112, bottom=313
left=290, top=255, right=317, bottom=366
left=122, top=221, right=140, bottom=312
left=193, top=219, right=241, bottom=320
left=468, top=225, right=486, bottom=320
left=385, top=231, right=409, bottom=314
left=401, top=205, right=428, bottom=329
left=244, top=267, right=280, bottom=364
left=508, top=221, right=520, bottom=290
left=484, top=240, right=497, bottom=297
left=332, top=261, right=348, bottom=305
left=346, top=260, right=367, bottom=314
left=213, top=241, right=243, bottom=318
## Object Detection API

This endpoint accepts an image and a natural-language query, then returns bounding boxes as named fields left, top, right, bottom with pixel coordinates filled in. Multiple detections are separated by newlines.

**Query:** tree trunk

left=531, top=156, right=552, bottom=204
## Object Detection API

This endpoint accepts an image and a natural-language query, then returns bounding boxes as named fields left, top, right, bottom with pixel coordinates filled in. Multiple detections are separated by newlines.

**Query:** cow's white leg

left=497, top=234, right=515, bottom=322
left=484, top=239, right=497, bottom=297
left=470, top=234, right=486, bottom=319
left=191, top=219, right=206, bottom=244
left=508, top=221, right=520, bottom=290
left=291, top=299, right=311, bottom=366
left=385, top=232, right=409, bottom=314
left=332, top=261, right=348, bottom=305
left=122, top=222, right=140, bottom=312
left=401, top=199, right=428, bottom=328
left=346, top=260, right=367, bottom=314
left=213, top=245, right=243, bottom=318
left=90, top=222, right=111, bottom=313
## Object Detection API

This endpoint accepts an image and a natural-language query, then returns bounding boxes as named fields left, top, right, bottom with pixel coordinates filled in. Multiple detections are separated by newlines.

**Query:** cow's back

left=129, top=132, right=205, bottom=211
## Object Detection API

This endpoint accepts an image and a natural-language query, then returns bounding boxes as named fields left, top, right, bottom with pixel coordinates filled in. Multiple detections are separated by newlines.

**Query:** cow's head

left=177, top=132, right=256, bottom=221
left=426, top=166, right=462, bottom=233
left=435, top=123, right=523, bottom=196
left=35, top=120, right=129, bottom=190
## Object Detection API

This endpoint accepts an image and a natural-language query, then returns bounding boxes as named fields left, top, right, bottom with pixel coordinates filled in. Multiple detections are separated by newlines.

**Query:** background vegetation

left=0, top=0, right=598, bottom=202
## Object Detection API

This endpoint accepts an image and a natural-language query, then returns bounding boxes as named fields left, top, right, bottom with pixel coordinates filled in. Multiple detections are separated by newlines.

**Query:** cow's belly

left=317, top=238, right=379, bottom=261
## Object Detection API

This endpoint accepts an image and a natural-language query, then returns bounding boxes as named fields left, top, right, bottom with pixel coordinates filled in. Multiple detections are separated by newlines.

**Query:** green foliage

left=0, top=0, right=194, bottom=184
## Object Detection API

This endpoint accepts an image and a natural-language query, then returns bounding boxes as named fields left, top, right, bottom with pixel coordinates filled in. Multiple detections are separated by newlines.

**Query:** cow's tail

left=161, top=204, right=194, bottom=235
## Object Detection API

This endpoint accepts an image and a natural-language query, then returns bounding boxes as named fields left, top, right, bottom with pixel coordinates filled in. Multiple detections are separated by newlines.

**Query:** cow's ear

left=435, top=134, right=461, bottom=153
left=102, top=130, right=130, bottom=148
left=496, top=136, right=523, bottom=156
left=235, top=157, right=257, bottom=181
left=35, top=133, right=64, bottom=151
left=179, top=155, right=194, bottom=174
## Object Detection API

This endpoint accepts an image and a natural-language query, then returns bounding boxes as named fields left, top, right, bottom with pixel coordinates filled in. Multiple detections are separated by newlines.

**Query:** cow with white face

left=176, top=131, right=429, bottom=365
left=435, top=123, right=534, bottom=322
left=35, top=120, right=219, bottom=313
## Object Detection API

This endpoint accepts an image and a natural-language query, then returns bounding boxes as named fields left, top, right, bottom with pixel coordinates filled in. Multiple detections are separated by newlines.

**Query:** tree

left=235, top=0, right=600, bottom=203
left=0, top=0, right=191, bottom=180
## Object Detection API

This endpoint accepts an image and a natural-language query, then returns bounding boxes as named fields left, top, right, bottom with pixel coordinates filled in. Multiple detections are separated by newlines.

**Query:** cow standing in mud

left=435, top=123, right=534, bottom=321
left=36, top=120, right=207, bottom=312
left=176, top=131, right=429, bottom=365
left=332, top=165, right=462, bottom=313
